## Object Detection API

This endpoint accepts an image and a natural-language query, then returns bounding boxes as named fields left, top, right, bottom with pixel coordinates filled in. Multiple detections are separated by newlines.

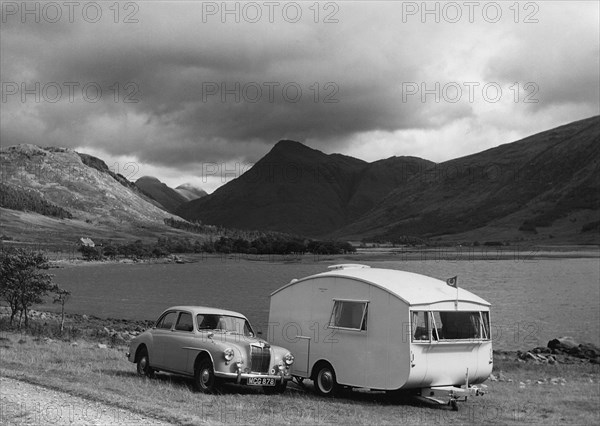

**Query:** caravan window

left=411, top=311, right=429, bottom=341
left=431, top=311, right=490, bottom=340
left=329, top=300, right=368, bottom=331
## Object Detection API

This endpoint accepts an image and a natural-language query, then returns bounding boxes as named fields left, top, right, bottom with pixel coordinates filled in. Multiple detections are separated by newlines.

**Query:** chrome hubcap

left=140, top=357, right=147, bottom=370
left=201, top=369, right=211, bottom=385
left=319, top=370, right=333, bottom=392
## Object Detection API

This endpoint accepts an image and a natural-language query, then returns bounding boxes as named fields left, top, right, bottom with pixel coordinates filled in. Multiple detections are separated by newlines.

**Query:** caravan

left=268, top=264, right=492, bottom=409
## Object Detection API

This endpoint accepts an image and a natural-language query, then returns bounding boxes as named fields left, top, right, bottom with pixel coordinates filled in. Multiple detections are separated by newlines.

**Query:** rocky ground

left=0, top=307, right=154, bottom=347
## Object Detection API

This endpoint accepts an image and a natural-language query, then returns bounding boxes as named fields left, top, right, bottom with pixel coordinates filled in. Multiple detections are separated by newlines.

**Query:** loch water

left=44, top=255, right=600, bottom=351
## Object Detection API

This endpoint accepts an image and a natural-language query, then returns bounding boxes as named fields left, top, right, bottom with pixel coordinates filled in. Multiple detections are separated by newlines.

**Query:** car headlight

left=283, top=352, right=294, bottom=366
left=224, top=348, right=235, bottom=361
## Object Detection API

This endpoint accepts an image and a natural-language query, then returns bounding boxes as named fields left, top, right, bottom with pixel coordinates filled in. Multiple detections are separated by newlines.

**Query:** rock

left=579, top=343, right=600, bottom=359
left=82, top=315, right=89, bottom=320
left=97, top=343, right=108, bottom=349
left=70, top=342, right=79, bottom=347
left=533, top=346, right=551, bottom=354
left=525, top=352, right=538, bottom=361
left=548, top=336, right=578, bottom=351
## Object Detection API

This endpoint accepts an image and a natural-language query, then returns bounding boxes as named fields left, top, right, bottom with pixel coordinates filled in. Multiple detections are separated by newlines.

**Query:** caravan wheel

left=314, top=363, right=338, bottom=397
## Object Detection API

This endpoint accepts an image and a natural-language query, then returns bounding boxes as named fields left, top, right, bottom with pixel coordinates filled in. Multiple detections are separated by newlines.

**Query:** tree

left=53, top=287, right=71, bottom=333
left=0, top=248, right=57, bottom=327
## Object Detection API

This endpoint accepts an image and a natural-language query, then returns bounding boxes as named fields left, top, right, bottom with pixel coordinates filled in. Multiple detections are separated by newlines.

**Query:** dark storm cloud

left=1, top=1, right=599, bottom=176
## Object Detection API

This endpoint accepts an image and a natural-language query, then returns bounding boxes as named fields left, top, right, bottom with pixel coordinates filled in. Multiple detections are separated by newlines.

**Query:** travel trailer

left=268, top=264, right=492, bottom=409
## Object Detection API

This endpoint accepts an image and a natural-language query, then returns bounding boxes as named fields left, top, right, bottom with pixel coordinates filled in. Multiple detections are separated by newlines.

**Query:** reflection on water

left=44, top=256, right=599, bottom=350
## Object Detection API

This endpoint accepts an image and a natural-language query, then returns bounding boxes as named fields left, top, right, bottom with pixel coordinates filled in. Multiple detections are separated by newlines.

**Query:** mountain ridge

left=178, top=116, right=599, bottom=243
left=177, top=141, right=435, bottom=236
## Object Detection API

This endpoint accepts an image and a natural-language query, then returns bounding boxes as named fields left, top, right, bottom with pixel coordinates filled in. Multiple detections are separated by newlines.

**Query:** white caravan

left=268, top=264, right=492, bottom=409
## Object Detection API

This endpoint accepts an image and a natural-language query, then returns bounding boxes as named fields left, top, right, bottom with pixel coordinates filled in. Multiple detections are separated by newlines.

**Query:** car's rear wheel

left=195, top=359, right=219, bottom=393
left=313, top=363, right=338, bottom=397
left=263, top=380, right=287, bottom=395
left=136, top=347, right=155, bottom=378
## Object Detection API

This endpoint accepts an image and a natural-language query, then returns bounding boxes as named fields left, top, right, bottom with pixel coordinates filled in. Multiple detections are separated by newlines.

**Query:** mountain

left=0, top=145, right=181, bottom=244
left=176, top=140, right=434, bottom=236
left=135, top=176, right=188, bottom=213
left=177, top=117, right=599, bottom=243
left=336, top=116, right=600, bottom=243
left=175, top=183, right=208, bottom=201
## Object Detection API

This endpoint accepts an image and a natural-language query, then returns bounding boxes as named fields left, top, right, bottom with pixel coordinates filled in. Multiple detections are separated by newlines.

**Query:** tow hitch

left=418, top=369, right=485, bottom=411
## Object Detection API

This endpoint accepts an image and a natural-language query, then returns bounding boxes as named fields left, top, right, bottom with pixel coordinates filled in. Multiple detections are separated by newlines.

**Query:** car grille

left=250, top=345, right=271, bottom=373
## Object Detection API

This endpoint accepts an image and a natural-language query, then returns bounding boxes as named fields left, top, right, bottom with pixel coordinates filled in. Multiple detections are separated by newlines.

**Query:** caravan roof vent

left=328, top=264, right=371, bottom=270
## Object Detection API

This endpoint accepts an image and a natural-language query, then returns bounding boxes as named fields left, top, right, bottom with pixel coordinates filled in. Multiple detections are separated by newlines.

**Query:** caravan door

left=292, top=335, right=311, bottom=377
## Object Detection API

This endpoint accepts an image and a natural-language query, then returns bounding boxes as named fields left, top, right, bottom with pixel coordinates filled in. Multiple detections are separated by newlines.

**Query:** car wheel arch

left=194, top=350, right=215, bottom=372
left=135, top=344, right=148, bottom=363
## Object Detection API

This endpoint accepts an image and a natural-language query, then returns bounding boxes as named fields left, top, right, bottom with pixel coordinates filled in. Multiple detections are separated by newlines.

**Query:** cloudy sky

left=2, top=1, right=598, bottom=192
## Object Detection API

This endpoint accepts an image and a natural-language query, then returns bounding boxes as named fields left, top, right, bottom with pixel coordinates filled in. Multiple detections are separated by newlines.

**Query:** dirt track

left=0, top=377, right=171, bottom=425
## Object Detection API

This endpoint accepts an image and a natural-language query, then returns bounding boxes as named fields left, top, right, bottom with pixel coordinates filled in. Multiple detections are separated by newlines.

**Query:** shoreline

left=2, top=307, right=598, bottom=365
left=44, top=246, right=600, bottom=269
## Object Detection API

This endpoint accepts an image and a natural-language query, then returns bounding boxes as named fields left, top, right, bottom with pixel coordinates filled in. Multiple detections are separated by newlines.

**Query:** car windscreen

left=197, top=314, right=254, bottom=336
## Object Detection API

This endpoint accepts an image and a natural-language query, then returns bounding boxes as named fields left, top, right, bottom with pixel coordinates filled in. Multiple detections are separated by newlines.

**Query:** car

left=126, top=306, right=294, bottom=394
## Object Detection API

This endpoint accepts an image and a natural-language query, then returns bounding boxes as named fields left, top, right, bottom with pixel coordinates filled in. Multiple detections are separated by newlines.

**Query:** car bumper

left=215, top=369, right=292, bottom=384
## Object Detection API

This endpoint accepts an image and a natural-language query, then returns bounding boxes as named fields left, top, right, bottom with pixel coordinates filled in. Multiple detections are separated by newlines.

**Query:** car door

left=163, top=311, right=196, bottom=373
left=152, top=310, right=179, bottom=369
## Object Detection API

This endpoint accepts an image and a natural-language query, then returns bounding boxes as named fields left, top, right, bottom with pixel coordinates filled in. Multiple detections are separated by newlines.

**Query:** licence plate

left=247, top=377, right=275, bottom=386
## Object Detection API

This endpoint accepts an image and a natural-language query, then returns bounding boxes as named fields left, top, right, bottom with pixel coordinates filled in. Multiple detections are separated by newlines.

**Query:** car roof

left=162, top=306, right=248, bottom=319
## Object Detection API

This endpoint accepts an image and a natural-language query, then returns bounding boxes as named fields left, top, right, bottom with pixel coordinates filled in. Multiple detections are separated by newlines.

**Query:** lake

left=42, top=254, right=599, bottom=351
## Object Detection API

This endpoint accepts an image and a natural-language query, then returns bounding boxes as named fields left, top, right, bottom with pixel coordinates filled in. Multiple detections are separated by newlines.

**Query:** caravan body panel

left=269, top=266, right=492, bottom=391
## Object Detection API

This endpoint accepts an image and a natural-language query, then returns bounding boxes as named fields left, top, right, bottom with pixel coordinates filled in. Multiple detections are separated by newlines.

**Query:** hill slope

left=135, top=176, right=188, bottom=213
left=0, top=145, right=177, bottom=244
left=177, top=140, right=434, bottom=236
left=175, top=183, right=207, bottom=201
left=337, top=116, right=600, bottom=243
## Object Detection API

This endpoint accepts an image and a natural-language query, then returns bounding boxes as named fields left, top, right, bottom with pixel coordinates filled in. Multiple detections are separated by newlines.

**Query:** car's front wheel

left=195, top=359, right=220, bottom=393
left=136, top=347, right=155, bottom=378
left=314, top=363, right=338, bottom=397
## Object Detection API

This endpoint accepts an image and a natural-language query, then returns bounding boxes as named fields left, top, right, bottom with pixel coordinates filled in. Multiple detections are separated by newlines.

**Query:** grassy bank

left=1, top=313, right=598, bottom=425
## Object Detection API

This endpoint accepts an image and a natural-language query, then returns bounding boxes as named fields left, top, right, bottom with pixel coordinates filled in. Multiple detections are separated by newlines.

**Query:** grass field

left=1, top=324, right=598, bottom=425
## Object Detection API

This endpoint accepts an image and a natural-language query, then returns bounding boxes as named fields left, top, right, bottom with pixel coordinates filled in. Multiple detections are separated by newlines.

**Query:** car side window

left=175, top=312, right=194, bottom=332
left=156, top=311, right=178, bottom=330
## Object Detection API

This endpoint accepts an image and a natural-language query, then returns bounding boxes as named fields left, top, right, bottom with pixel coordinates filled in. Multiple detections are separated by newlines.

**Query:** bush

left=0, top=248, right=58, bottom=327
